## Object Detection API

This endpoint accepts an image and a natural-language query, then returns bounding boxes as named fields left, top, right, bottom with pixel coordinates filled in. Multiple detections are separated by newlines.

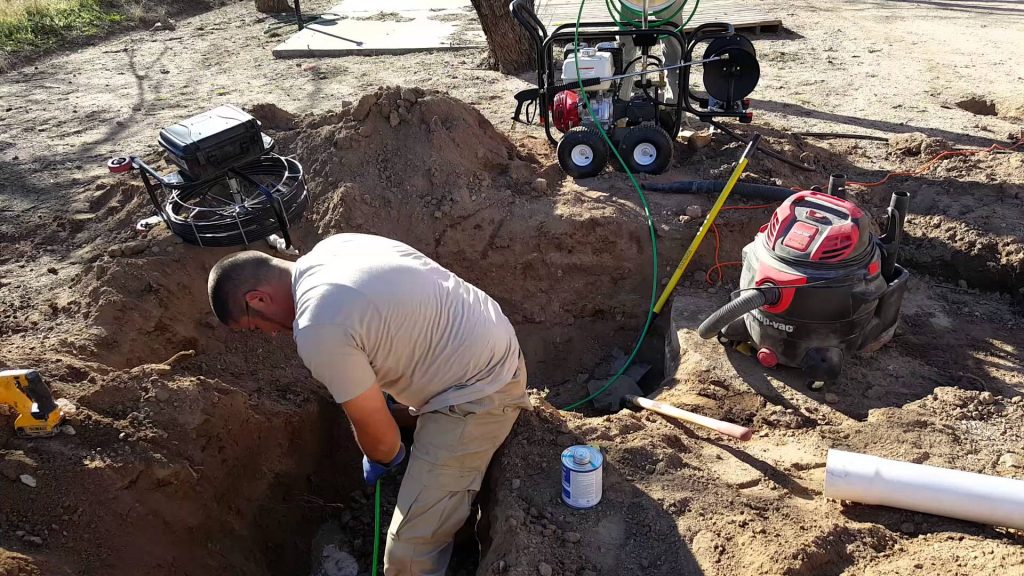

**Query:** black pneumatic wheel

left=557, top=127, right=609, bottom=179
left=618, top=125, right=673, bottom=174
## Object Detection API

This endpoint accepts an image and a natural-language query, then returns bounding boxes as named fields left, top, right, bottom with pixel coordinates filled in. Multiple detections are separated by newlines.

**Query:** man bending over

left=207, top=233, right=530, bottom=576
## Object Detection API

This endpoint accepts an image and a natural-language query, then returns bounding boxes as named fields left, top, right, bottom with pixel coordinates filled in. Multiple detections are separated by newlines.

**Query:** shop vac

left=697, top=186, right=911, bottom=389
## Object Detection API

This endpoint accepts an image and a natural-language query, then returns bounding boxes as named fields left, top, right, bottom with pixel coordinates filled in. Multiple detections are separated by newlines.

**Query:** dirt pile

left=251, top=88, right=693, bottom=388
left=0, top=226, right=366, bottom=575
left=845, top=136, right=1024, bottom=295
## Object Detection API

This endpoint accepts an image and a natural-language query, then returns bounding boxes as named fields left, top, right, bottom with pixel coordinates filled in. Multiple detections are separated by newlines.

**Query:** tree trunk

left=254, top=0, right=294, bottom=14
left=470, top=0, right=536, bottom=74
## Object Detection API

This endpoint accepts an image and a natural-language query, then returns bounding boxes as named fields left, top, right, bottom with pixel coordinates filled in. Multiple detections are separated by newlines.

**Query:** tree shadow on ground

left=755, top=99, right=1007, bottom=148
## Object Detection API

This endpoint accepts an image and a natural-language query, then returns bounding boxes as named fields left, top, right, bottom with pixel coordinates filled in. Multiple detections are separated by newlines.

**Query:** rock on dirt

left=532, top=178, right=548, bottom=194
left=998, top=453, right=1022, bottom=468
left=537, top=562, right=552, bottom=576
left=314, top=544, right=359, bottom=576
left=352, top=94, right=377, bottom=121
left=121, top=241, right=148, bottom=256
left=401, top=87, right=421, bottom=104
left=1, top=459, right=27, bottom=482
left=19, top=474, right=37, bottom=488
left=248, top=102, right=297, bottom=130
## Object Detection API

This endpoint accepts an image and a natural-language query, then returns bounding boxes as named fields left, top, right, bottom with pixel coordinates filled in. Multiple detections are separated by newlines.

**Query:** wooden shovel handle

left=626, top=395, right=754, bottom=441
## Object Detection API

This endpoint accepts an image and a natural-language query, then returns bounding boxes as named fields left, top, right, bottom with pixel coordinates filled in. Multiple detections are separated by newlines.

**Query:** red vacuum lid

left=761, top=191, right=871, bottom=263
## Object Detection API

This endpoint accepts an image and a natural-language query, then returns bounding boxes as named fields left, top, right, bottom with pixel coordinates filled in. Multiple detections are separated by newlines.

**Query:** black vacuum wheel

left=618, top=125, right=673, bottom=174
left=557, top=126, right=609, bottom=179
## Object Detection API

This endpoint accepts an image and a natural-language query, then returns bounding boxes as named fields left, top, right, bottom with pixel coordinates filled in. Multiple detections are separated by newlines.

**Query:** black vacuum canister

left=158, top=104, right=272, bottom=182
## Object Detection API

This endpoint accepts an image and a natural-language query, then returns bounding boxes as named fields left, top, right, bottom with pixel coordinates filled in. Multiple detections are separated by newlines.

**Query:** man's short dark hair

left=208, top=251, right=276, bottom=325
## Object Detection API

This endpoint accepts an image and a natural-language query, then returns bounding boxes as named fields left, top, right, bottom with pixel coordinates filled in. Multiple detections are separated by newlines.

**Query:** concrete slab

left=272, top=0, right=485, bottom=58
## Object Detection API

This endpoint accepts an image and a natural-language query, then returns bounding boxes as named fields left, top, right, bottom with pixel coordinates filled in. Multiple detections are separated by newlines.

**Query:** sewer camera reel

left=108, top=105, right=309, bottom=249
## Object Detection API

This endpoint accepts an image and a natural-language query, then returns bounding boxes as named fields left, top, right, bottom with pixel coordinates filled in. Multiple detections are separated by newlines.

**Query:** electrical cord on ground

left=560, top=0, right=660, bottom=412
left=705, top=204, right=776, bottom=284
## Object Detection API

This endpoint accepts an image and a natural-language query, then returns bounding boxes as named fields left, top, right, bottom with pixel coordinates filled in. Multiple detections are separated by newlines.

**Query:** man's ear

left=244, top=289, right=271, bottom=309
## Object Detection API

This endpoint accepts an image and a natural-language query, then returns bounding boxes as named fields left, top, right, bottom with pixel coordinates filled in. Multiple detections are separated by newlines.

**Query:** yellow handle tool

left=653, top=133, right=762, bottom=314
left=0, top=369, right=63, bottom=437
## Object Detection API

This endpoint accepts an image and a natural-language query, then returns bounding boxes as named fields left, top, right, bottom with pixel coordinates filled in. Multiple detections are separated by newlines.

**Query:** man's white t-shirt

left=291, top=234, right=521, bottom=414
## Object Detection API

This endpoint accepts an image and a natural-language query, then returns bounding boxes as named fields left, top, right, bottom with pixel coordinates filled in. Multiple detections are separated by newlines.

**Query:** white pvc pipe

left=824, top=449, right=1024, bottom=530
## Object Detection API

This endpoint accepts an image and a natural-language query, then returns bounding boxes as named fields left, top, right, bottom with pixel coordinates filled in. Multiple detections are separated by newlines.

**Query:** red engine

left=551, top=90, right=580, bottom=133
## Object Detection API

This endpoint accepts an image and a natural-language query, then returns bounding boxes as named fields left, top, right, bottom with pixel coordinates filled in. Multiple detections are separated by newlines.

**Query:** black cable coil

left=158, top=154, right=309, bottom=247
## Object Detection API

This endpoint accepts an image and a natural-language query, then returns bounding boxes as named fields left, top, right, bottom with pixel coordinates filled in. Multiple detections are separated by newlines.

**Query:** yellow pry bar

left=653, top=133, right=762, bottom=314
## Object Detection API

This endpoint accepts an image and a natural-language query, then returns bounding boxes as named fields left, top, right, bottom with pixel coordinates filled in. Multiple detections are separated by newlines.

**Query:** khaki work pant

left=384, top=356, right=531, bottom=576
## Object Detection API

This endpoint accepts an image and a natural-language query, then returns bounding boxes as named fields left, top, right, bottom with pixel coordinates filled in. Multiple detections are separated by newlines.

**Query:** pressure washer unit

left=697, top=189, right=911, bottom=389
left=108, top=105, right=309, bottom=248
left=510, top=0, right=760, bottom=178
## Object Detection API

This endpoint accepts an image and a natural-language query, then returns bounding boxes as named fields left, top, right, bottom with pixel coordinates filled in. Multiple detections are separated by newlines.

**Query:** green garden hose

left=560, top=0, right=661, bottom=412
left=372, top=479, right=381, bottom=575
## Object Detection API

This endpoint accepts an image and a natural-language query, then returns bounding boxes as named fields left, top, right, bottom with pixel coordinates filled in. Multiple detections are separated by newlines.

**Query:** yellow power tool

left=0, top=369, right=64, bottom=437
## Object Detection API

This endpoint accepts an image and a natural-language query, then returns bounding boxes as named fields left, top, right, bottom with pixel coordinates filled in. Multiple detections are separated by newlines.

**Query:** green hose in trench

left=372, top=479, right=381, bottom=575
left=560, top=0, right=661, bottom=412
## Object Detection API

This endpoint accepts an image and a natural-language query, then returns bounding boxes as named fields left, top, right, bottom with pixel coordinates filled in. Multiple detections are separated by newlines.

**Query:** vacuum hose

left=643, top=180, right=796, bottom=201
left=697, top=286, right=780, bottom=339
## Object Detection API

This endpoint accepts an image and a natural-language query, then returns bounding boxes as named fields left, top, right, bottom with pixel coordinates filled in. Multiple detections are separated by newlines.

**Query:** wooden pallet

left=534, top=0, right=781, bottom=35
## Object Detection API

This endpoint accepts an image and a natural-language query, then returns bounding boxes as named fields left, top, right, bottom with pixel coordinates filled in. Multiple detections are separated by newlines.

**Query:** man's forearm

left=351, top=419, right=401, bottom=463
left=341, top=383, right=404, bottom=463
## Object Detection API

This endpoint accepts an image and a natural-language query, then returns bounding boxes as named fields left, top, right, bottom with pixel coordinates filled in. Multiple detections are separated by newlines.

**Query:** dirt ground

left=1, top=0, right=1023, bottom=575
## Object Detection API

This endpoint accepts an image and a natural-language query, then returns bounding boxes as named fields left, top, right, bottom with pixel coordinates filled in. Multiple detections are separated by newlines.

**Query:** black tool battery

left=157, top=104, right=273, bottom=182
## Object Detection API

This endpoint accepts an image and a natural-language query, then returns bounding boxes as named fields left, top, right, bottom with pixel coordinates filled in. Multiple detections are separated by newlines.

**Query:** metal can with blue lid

left=561, top=444, right=603, bottom=509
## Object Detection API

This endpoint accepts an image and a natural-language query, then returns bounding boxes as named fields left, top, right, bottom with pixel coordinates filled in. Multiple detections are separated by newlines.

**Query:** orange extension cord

left=703, top=138, right=1024, bottom=286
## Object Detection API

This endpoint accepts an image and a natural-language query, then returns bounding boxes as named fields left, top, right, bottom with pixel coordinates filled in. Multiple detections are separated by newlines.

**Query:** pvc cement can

left=561, top=445, right=603, bottom=509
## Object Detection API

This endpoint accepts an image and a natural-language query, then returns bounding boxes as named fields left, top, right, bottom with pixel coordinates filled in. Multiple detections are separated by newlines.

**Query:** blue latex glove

left=362, top=442, right=406, bottom=486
